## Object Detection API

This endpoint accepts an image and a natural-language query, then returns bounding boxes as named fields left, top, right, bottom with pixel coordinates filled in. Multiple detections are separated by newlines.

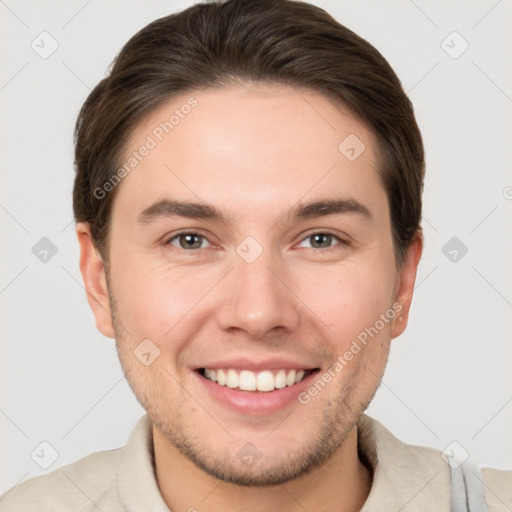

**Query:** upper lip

left=194, top=357, right=319, bottom=372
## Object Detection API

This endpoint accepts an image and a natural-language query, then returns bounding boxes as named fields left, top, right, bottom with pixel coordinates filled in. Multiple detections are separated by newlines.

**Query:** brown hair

left=73, top=0, right=424, bottom=267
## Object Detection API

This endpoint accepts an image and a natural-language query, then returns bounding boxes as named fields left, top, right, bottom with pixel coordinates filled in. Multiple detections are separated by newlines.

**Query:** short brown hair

left=73, top=0, right=424, bottom=267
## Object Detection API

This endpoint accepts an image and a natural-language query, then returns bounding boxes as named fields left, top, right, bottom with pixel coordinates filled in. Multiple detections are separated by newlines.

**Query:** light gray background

left=1, top=0, right=511, bottom=495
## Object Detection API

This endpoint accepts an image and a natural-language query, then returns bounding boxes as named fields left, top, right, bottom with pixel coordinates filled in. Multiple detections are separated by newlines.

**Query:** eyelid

left=300, top=228, right=347, bottom=240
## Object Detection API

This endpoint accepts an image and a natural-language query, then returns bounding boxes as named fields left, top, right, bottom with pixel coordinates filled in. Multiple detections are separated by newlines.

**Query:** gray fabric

left=450, top=462, right=489, bottom=512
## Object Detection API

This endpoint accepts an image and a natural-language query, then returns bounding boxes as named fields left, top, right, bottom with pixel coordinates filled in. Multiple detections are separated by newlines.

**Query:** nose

left=216, top=249, right=300, bottom=340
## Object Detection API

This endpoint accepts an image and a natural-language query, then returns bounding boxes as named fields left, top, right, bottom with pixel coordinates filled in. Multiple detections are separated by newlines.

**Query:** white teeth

left=256, top=370, right=275, bottom=392
left=274, top=369, right=287, bottom=389
left=202, top=367, right=310, bottom=391
left=239, top=370, right=256, bottom=391
left=216, top=369, right=226, bottom=386
left=226, top=369, right=238, bottom=388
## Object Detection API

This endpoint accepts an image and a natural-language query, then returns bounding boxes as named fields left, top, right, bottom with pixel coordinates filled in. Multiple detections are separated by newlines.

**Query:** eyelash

left=163, top=230, right=349, bottom=253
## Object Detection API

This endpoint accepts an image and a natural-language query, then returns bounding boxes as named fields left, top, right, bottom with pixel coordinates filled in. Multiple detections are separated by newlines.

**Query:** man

left=1, top=0, right=510, bottom=510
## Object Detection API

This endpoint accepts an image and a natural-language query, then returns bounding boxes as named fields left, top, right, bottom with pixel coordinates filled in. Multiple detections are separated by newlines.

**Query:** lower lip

left=193, top=369, right=320, bottom=416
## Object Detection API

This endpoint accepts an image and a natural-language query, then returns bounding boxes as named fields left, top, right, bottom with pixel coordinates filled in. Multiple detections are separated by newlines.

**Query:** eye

left=163, top=230, right=348, bottom=252
left=165, top=231, right=212, bottom=250
left=297, top=231, right=346, bottom=250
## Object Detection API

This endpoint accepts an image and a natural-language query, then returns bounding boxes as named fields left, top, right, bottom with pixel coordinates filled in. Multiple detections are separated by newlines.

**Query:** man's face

left=81, top=85, right=420, bottom=486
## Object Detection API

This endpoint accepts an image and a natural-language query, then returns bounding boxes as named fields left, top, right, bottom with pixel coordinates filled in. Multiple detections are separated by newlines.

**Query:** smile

left=198, top=367, right=317, bottom=392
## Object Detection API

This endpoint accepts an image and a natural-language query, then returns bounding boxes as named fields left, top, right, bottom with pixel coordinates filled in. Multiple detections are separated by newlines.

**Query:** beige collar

left=117, top=413, right=452, bottom=511
left=357, top=414, right=451, bottom=511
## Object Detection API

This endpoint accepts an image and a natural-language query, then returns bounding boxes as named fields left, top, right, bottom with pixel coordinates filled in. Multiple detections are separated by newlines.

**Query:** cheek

left=111, top=257, right=215, bottom=341
left=298, top=264, right=395, bottom=344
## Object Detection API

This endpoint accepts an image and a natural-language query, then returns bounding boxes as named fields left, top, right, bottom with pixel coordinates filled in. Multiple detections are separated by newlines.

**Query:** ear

left=76, top=223, right=115, bottom=339
left=391, top=230, right=423, bottom=339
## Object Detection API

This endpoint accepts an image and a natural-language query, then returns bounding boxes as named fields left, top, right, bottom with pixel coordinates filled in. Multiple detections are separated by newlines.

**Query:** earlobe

left=76, top=223, right=116, bottom=339
left=391, top=231, right=423, bottom=339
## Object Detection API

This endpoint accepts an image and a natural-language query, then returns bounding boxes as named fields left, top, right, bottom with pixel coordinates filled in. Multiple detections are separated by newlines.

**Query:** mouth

left=196, top=367, right=321, bottom=393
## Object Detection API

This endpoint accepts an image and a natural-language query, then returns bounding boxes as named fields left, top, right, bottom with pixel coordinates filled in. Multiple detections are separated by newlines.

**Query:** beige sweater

left=0, top=413, right=510, bottom=511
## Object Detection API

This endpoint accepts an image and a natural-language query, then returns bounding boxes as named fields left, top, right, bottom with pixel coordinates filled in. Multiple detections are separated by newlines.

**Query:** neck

left=153, top=424, right=372, bottom=512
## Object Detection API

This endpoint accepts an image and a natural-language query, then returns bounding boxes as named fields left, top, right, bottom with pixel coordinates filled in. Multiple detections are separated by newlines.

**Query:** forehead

left=112, top=84, right=385, bottom=224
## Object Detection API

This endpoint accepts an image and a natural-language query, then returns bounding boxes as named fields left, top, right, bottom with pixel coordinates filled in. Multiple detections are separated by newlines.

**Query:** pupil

left=313, top=234, right=330, bottom=248
left=181, top=234, right=201, bottom=249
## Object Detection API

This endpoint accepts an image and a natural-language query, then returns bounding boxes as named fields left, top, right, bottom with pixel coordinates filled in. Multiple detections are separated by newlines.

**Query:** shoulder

left=358, top=414, right=452, bottom=510
left=0, top=447, right=123, bottom=512
left=358, top=413, right=452, bottom=472
left=482, top=467, right=512, bottom=511
left=358, top=414, right=512, bottom=511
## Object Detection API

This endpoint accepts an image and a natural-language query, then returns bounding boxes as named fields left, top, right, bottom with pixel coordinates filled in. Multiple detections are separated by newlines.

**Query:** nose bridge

left=216, top=242, right=300, bottom=338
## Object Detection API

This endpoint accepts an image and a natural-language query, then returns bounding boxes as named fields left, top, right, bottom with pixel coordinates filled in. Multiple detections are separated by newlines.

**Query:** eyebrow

left=137, top=197, right=372, bottom=225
